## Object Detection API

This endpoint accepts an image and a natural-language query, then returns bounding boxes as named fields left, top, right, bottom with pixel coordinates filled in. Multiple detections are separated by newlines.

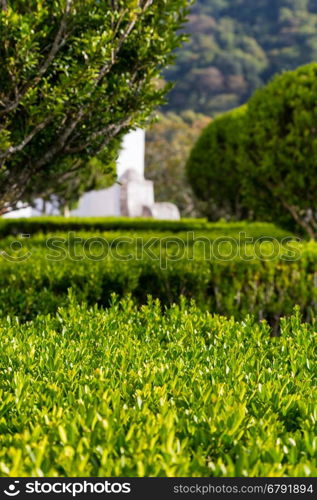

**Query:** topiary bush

left=0, top=216, right=208, bottom=237
left=186, top=106, right=248, bottom=221
left=240, top=63, right=317, bottom=240
left=0, top=229, right=314, bottom=326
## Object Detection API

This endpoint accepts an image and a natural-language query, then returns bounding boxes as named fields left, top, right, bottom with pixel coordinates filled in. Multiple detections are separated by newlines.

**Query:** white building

left=4, top=129, right=180, bottom=220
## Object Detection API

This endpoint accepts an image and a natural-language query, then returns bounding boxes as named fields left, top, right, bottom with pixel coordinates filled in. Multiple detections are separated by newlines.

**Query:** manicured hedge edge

left=0, top=216, right=208, bottom=236
left=0, top=216, right=292, bottom=240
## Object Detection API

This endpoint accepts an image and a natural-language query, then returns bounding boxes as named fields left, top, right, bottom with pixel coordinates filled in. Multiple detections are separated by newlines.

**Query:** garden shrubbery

left=0, top=225, right=315, bottom=326
left=0, top=217, right=293, bottom=238
left=187, top=63, right=317, bottom=239
left=240, top=63, right=317, bottom=239
left=0, top=298, right=316, bottom=476
left=186, top=106, right=248, bottom=221
left=0, top=221, right=316, bottom=477
left=0, top=216, right=208, bottom=237
left=3, top=1, right=317, bottom=481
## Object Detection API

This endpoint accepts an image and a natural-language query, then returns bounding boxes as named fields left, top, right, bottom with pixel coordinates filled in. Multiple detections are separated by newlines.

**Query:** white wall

left=117, top=128, right=145, bottom=179
left=71, top=184, right=121, bottom=217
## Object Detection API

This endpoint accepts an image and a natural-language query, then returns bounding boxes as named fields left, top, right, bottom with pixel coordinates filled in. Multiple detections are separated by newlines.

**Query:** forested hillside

left=165, top=0, right=317, bottom=114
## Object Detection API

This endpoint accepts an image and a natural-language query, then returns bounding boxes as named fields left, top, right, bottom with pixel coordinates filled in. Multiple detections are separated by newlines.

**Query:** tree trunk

left=281, top=199, right=317, bottom=240
left=0, top=207, right=9, bottom=216
left=42, top=199, right=47, bottom=215
left=62, top=205, right=70, bottom=218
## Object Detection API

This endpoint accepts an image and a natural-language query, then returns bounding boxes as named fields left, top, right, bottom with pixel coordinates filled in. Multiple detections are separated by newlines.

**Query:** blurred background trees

left=146, top=0, right=317, bottom=226
left=164, top=0, right=317, bottom=115
left=186, top=106, right=248, bottom=221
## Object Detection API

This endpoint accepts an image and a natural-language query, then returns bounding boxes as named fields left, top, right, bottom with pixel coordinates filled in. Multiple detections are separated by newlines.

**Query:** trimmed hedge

left=0, top=299, right=316, bottom=476
left=0, top=231, right=314, bottom=325
left=187, top=63, right=317, bottom=237
left=0, top=216, right=208, bottom=236
left=0, top=217, right=293, bottom=240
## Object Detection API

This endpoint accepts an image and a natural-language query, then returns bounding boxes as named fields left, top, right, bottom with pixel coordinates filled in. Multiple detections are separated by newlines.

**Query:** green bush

left=0, top=217, right=291, bottom=240
left=186, top=106, right=248, bottom=221
left=0, top=298, right=316, bottom=477
left=0, top=228, right=314, bottom=326
left=241, top=63, right=317, bottom=239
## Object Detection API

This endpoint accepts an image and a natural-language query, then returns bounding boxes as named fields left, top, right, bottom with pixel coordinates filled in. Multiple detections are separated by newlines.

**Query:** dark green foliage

left=0, top=216, right=209, bottom=236
left=165, top=0, right=317, bottom=115
left=240, top=63, right=317, bottom=240
left=0, top=224, right=314, bottom=327
left=186, top=106, right=248, bottom=221
left=0, top=298, right=316, bottom=476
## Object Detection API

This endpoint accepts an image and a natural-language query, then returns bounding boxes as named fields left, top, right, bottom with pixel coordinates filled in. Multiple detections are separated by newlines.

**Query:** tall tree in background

left=0, top=0, right=189, bottom=214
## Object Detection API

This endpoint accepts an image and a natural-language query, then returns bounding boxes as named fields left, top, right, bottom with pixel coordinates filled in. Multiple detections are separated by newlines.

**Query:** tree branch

left=0, top=0, right=156, bottom=213
left=0, top=116, right=52, bottom=160
left=280, top=198, right=316, bottom=240
left=94, top=0, right=153, bottom=86
left=0, top=0, right=73, bottom=117
left=28, top=3, right=153, bottom=170
left=64, top=118, right=132, bottom=154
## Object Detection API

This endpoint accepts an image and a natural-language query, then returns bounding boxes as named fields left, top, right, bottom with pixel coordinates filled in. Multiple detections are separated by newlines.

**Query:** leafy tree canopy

left=0, top=0, right=189, bottom=214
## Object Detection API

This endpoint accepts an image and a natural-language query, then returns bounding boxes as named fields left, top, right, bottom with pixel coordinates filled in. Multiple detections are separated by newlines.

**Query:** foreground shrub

left=0, top=299, right=316, bottom=477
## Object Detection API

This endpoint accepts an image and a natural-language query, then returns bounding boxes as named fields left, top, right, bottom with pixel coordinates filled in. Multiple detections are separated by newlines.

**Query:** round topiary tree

left=240, top=63, right=317, bottom=240
left=186, top=106, right=248, bottom=221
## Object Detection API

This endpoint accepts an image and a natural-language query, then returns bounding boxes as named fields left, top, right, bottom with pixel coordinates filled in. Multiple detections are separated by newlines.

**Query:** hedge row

left=0, top=216, right=208, bottom=236
left=0, top=299, right=316, bottom=477
left=0, top=217, right=292, bottom=240
left=0, top=236, right=315, bottom=325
